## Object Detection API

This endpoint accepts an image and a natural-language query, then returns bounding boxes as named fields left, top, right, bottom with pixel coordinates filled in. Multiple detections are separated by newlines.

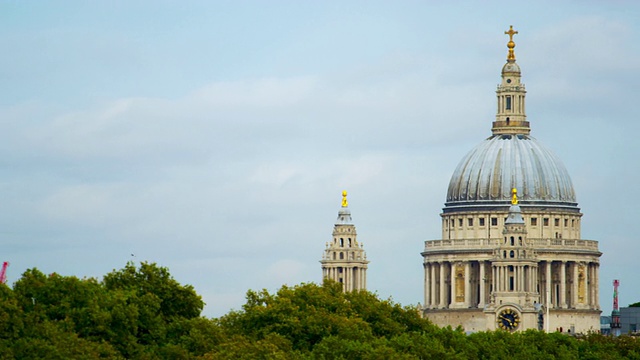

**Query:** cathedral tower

left=321, top=191, right=368, bottom=292
left=421, top=27, right=601, bottom=333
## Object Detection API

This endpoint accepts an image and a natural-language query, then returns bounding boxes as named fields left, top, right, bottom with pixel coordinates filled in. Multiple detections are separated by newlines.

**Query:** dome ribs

left=444, top=134, right=577, bottom=211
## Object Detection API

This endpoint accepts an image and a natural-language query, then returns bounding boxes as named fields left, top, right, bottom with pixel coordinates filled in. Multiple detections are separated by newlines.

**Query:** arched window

left=510, top=250, right=515, bottom=258
left=340, top=252, right=344, bottom=260
left=348, top=238, right=352, bottom=247
left=340, top=238, right=344, bottom=247
left=510, top=236, right=515, bottom=246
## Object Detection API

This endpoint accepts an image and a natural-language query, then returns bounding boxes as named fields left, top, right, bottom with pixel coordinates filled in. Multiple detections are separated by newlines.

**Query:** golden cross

left=504, top=25, right=518, bottom=60
left=505, top=25, right=518, bottom=42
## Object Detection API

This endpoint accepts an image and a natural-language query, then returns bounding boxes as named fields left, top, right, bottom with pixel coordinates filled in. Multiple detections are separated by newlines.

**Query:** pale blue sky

left=1, top=1, right=639, bottom=318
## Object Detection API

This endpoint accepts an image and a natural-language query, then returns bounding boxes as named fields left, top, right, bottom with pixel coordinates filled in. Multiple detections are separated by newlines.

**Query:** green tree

left=103, top=262, right=203, bottom=320
left=101, top=262, right=205, bottom=358
left=216, top=281, right=440, bottom=357
left=8, top=263, right=212, bottom=359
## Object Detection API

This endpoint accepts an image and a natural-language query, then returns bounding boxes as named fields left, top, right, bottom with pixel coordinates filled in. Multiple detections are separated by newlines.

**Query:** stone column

left=587, top=263, right=595, bottom=309
left=504, top=266, right=508, bottom=292
left=351, top=267, right=355, bottom=291
left=560, top=261, right=567, bottom=308
left=529, top=265, right=534, bottom=293
left=590, top=263, right=596, bottom=308
left=492, top=266, right=496, bottom=292
left=584, top=262, right=589, bottom=306
left=346, top=267, right=350, bottom=291
left=363, top=268, right=367, bottom=290
left=594, top=263, right=600, bottom=308
left=430, top=263, right=437, bottom=308
left=346, top=268, right=350, bottom=291
left=450, top=263, right=456, bottom=306
left=423, top=263, right=428, bottom=307
left=572, top=262, right=578, bottom=307
left=546, top=261, right=552, bottom=308
left=354, top=268, right=358, bottom=290
left=464, top=262, right=471, bottom=307
left=479, top=261, right=486, bottom=307
left=352, top=267, right=356, bottom=291
left=439, top=262, right=446, bottom=308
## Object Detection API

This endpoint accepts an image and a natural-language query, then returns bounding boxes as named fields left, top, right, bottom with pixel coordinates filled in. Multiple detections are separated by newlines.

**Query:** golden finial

left=505, top=25, right=518, bottom=61
left=511, top=188, right=518, bottom=205
left=341, top=190, right=348, bottom=207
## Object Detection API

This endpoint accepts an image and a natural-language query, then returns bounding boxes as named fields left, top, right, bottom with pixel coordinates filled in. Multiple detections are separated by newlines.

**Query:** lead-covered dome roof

left=445, top=134, right=578, bottom=212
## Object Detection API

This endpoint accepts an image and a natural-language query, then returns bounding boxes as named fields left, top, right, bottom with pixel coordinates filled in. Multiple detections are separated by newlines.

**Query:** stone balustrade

left=424, top=238, right=599, bottom=250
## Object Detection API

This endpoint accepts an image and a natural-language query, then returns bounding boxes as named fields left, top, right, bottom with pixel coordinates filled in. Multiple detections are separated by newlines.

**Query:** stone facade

left=421, top=27, right=601, bottom=334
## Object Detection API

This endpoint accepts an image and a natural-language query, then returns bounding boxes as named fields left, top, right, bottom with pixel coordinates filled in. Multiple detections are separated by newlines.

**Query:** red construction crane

left=611, top=279, right=621, bottom=335
left=0, top=262, right=8, bottom=284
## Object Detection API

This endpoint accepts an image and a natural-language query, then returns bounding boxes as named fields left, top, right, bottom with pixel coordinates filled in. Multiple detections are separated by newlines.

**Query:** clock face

left=497, top=308, right=520, bottom=331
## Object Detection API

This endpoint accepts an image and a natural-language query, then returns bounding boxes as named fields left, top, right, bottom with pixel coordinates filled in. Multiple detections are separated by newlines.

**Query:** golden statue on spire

left=505, top=25, right=518, bottom=61
left=341, top=190, right=348, bottom=207
left=511, top=188, right=518, bottom=205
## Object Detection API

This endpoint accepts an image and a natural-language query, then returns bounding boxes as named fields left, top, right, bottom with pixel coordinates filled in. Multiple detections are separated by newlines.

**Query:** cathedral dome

left=443, top=26, right=579, bottom=213
left=445, top=134, right=578, bottom=212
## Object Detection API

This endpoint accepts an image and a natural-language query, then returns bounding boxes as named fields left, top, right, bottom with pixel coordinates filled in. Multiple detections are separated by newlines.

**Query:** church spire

left=492, top=25, right=530, bottom=136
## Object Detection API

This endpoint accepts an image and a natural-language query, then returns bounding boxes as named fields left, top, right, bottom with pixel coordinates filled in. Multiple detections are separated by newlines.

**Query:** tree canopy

left=1, top=263, right=639, bottom=359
